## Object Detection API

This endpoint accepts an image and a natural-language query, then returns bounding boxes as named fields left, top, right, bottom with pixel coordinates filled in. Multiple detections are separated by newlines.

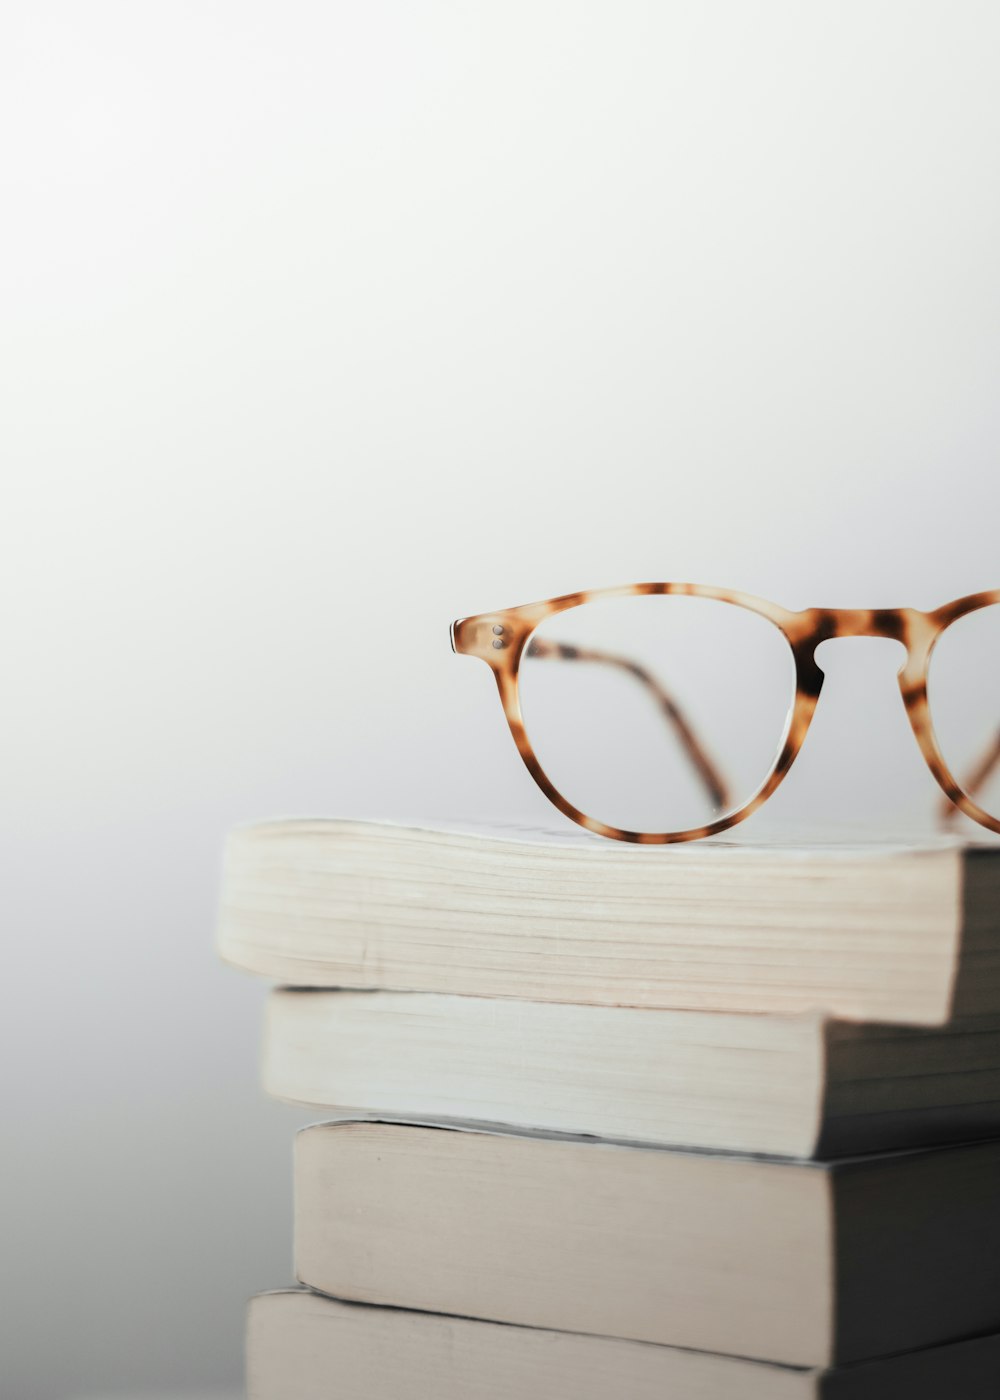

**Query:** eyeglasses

left=451, top=585, right=1000, bottom=844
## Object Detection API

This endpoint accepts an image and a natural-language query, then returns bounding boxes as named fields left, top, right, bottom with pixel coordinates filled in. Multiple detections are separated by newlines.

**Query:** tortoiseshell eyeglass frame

left=451, top=584, right=1000, bottom=844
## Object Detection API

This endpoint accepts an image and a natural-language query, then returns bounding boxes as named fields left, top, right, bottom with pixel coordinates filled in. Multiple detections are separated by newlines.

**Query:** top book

left=217, top=819, right=1000, bottom=1024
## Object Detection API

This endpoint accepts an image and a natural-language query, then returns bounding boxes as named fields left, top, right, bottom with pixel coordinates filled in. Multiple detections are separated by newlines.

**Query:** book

left=264, top=988, right=1000, bottom=1157
left=247, top=1290, right=1000, bottom=1400
left=293, top=1121, right=1000, bottom=1368
left=217, top=819, right=1000, bottom=1023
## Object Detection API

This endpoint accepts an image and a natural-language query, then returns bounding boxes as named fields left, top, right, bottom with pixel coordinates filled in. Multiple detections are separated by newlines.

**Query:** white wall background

left=3, top=2, right=999, bottom=1395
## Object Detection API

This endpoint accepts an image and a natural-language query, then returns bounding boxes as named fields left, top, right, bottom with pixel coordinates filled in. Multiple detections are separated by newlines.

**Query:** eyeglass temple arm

left=525, top=638, right=732, bottom=812
left=940, top=727, right=1000, bottom=823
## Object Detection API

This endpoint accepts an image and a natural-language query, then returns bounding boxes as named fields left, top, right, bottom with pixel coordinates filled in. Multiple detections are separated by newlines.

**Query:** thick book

left=294, top=1122, right=1000, bottom=1368
left=264, top=988, right=1000, bottom=1157
left=218, top=819, right=1000, bottom=1023
left=247, top=1290, right=1000, bottom=1400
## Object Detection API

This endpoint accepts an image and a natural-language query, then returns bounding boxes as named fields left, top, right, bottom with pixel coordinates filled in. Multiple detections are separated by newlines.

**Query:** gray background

left=3, top=2, right=1000, bottom=1395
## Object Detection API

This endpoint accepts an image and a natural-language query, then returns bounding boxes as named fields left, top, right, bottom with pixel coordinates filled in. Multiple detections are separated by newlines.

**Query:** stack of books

left=219, top=818, right=1000, bottom=1398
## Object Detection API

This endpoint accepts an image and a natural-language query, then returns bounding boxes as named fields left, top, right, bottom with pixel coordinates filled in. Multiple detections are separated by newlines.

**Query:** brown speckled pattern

left=451, top=584, right=1000, bottom=844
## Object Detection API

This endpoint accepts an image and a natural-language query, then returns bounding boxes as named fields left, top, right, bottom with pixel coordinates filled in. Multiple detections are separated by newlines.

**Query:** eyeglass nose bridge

left=791, top=606, right=936, bottom=681
left=797, top=606, right=922, bottom=644
left=784, top=607, right=935, bottom=711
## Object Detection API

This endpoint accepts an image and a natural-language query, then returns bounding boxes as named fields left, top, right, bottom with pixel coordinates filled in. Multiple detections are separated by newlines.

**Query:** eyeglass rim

left=451, top=583, right=1000, bottom=844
